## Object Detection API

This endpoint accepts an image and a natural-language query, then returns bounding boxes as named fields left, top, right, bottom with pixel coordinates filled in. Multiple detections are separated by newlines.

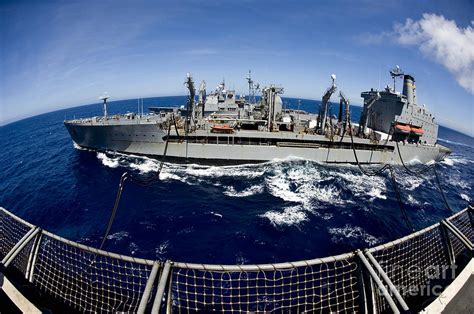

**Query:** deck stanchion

left=28, top=233, right=43, bottom=283
left=25, top=230, right=42, bottom=281
left=441, top=220, right=473, bottom=252
left=365, top=250, right=410, bottom=312
left=137, top=261, right=160, bottom=314
left=152, top=260, right=172, bottom=313
left=356, top=250, right=400, bottom=314
left=2, top=227, right=41, bottom=268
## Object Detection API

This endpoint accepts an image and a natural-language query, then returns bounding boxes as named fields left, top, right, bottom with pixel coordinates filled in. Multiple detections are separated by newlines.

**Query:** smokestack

left=402, top=74, right=416, bottom=105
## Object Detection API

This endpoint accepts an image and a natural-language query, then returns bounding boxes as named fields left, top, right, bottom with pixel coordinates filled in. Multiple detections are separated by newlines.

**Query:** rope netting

left=0, top=208, right=35, bottom=273
left=171, top=255, right=361, bottom=313
left=31, top=231, right=156, bottom=312
left=0, top=206, right=472, bottom=313
left=367, top=224, right=451, bottom=312
left=446, top=209, right=473, bottom=258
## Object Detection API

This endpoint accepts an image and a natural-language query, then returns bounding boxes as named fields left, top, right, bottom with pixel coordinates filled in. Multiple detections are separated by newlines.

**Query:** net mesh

left=448, top=210, right=473, bottom=242
left=0, top=206, right=472, bottom=312
left=171, top=257, right=361, bottom=313
left=0, top=209, right=34, bottom=273
left=32, top=234, right=154, bottom=312
left=369, top=226, right=450, bottom=312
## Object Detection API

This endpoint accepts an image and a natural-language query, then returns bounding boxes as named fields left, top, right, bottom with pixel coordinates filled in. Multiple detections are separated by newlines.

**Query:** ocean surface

left=0, top=96, right=472, bottom=264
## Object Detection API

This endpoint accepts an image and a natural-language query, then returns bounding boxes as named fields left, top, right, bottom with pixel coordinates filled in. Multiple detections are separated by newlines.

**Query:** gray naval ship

left=64, top=68, right=451, bottom=165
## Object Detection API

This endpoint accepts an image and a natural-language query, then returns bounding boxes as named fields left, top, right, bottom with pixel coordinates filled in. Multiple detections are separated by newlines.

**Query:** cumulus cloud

left=394, top=14, right=474, bottom=94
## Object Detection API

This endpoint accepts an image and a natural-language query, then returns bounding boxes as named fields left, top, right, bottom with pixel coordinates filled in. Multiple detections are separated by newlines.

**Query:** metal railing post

left=137, top=261, right=160, bottom=314
left=2, top=227, right=41, bottom=268
left=356, top=255, right=370, bottom=314
left=365, top=251, right=410, bottom=312
left=441, top=220, right=473, bottom=253
left=25, top=229, right=42, bottom=281
left=166, top=274, right=173, bottom=314
left=152, top=260, right=172, bottom=313
left=467, top=204, right=474, bottom=227
left=27, top=233, right=42, bottom=283
left=439, top=223, right=456, bottom=265
left=356, top=250, right=400, bottom=314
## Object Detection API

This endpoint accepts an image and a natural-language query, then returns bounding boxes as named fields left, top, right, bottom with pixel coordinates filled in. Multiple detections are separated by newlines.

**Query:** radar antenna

left=389, top=65, right=404, bottom=92
left=246, top=70, right=259, bottom=104
left=99, top=93, right=110, bottom=119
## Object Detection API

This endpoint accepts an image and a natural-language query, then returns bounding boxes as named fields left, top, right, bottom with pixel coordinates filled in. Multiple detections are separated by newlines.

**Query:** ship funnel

left=402, top=74, right=416, bottom=105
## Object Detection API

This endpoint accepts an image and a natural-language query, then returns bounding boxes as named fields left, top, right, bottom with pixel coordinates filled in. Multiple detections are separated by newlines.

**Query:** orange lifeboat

left=394, top=123, right=411, bottom=133
left=410, top=126, right=424, bottom=135
left=211, top=124, right=234, bottom=134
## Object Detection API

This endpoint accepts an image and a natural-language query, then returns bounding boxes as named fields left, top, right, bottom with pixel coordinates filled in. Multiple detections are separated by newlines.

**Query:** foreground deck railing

left=1, top=206, right=472, bottom=313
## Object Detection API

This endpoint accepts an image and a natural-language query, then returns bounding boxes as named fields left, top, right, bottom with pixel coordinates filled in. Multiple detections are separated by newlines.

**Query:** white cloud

left=394, top=14, right=474, bottom=94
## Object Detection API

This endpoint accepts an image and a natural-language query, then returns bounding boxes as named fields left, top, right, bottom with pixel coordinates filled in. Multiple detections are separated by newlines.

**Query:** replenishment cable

left=347, top=119, right=413, bottom=230
left=396, top=140, right=453, bottom=213
left=98, top=115, right=173, bottom=251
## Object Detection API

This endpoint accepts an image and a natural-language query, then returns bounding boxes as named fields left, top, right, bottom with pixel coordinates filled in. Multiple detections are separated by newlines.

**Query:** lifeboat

left=211, top=124, right=234, bottom=134
left=410, top=126, right=424, bottom=135
left=394, top=123, right=411, bottom=133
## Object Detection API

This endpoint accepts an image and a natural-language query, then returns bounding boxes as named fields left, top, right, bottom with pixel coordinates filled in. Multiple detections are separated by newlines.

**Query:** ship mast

left=390, top=65, right=404, bottom=92
left=99, top=93, right=110, bottom=120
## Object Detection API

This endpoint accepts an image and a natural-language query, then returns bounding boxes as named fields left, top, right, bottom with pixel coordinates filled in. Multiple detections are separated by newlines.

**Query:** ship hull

left=65, top=122, right=450, bottom=165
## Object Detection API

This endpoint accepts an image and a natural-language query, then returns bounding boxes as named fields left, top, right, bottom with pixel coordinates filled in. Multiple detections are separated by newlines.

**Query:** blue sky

left=1, top=0, right=473, bottom=135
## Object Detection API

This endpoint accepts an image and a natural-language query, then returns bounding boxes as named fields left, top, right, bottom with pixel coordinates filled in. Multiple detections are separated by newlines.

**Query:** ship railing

left=0, top=205, right=472, bottom=313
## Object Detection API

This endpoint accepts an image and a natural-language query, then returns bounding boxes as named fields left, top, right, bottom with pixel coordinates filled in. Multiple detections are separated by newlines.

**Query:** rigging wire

left=347, top=119, right=413, bottom=230
left=97, top=116, right=173, bottom=251
left=395, top=140, right=453, bottom=213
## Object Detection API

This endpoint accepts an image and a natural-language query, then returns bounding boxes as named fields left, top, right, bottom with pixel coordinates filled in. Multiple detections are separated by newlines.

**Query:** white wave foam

left=328, top=225, right=380, bottom=246
left=442, top=155, right=473, bottom=166
left=438, top=138, right=472, bottom=148
left=260, top=206, right=308, bottom=227
left=97, top=152, right=119, bottom=168
left=210, top=211, right=223, bottom=218
left=129, top=242, right=139, bottom=255
left=398, top=176, right=424, bottom=191
left=155, top=240, right=169, bottom=255
left=265, top=165, right=345, bottom=209
left=441, top=158, right=454, bottom=166
left=460, top=194, right=471, bottom=202
left=223, top=185, right=264, bottom=197
left=446, top=175, right=471, bottom=190
left=106, top=231, right=129, bottom=241
left=407, top=194, right=420, bottom=206
left=129, top=158, right=160, bottom=174
left=335, top=171, right=387, bottom=200
left=72, top=142, right=90, bottom=151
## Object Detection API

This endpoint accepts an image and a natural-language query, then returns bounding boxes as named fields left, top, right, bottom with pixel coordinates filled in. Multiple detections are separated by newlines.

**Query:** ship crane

left=197, top=80, right=206, bottom=120
left=358, top=91, right=381, bottom=137
left=318, top=74, right=337, bottom=135
left=185, top=73, right=196, bottom=134
left=338, top=91, right=350, bottom=136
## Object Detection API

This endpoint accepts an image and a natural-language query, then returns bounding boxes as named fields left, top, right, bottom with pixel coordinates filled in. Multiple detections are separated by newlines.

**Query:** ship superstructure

left=64, top=68, right=450, bottom=165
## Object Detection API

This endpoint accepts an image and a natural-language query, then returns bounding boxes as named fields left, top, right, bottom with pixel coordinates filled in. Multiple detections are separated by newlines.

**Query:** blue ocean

left=0, top=96, right=472, bottom=265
